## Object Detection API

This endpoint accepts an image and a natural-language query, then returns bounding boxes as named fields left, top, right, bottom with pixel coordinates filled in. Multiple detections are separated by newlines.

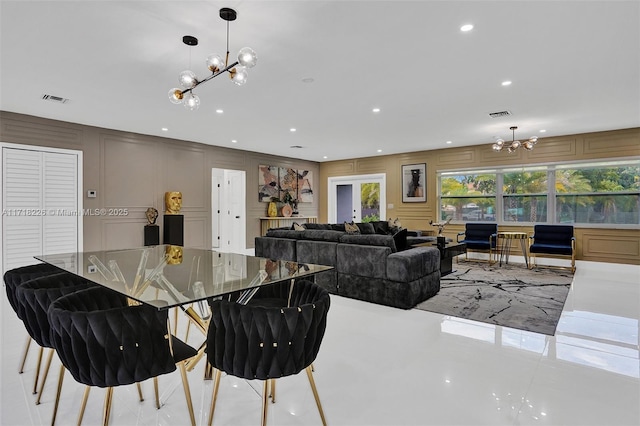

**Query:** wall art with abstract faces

left=258, top=165, right=314, bottom=203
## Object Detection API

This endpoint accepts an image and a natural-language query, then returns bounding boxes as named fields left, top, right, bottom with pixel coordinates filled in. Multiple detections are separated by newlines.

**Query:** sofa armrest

left=254, top=237, right=297, bottom=261
left=387, top=247, right=440, bottom=282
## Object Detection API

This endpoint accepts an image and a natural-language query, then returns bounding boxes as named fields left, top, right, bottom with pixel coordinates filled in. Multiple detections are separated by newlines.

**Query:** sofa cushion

left=304, top=223, right=333, bottom=230
left=336, top=243, right=390, bottom=278
left=331, top=223, right=346, bottom=232
left=302, top=229, right=344, bottom=242
left=355, top=222, right=376, bottom=234
left=344, top=221, right=360, bottom=234
left=371, top=220, right=391, bottom=235
left=387, top=246, right=440, bottom=282
left=339, top=234, right=397, bottom=252
left=265, top=229, right=306, bottom=239
left=254, top=237, right=297, bottom=261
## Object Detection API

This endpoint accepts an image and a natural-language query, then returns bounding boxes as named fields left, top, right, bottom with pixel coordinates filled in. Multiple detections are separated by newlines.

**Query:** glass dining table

left=36, top=245, right=333, bottom=376
left=35, top=245, right=333, bottom=310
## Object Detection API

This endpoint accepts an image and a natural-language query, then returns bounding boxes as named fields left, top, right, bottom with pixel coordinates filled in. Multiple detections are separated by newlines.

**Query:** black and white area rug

left=415, top=261, right=574, bottom=335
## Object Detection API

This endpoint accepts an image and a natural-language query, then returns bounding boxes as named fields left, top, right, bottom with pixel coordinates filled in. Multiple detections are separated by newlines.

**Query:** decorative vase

left=267, top=201, right=278, bottom=217
left=281, top=203, right=293, bottom=217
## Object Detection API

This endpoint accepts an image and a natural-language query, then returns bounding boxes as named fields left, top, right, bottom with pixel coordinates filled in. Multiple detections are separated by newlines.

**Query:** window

left=438, top=159, right=640, bottom=226
left=555, top=163, right=639, bottom=224
left=503, top=169, right=548, bottom=223
left=440, top=172, right=496, bottom=221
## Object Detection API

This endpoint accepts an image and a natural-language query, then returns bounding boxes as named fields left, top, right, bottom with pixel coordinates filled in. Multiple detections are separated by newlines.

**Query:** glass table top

left=36, top=245, right=333, bottom=310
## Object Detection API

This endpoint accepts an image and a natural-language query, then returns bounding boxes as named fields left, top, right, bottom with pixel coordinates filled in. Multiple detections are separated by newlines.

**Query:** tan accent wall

left=319, top=128, right=640, bottom=265
left=0, top=111, right=319, bottom=251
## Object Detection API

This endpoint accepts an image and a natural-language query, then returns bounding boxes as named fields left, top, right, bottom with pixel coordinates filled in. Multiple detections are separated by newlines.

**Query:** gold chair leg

left=102, top=387, right=114, bottom=426
left=208, top=369, right=222, bottom=426
left=33, top=346, right=44, bottom=394
left=36, top=348, right=55, bottom=404
left=19, top=336, right=32, bottom=373
left=261, top=380, right=269, bottom=426
left=173, top=306, right=179, bottom=335
left=51, top=365, right=65, bottom=426
left=154, top=377, right=160, bottom=409
left=136, top=382, right=144, bottom=402
left=77, top=386, right=90, bottom=426
left=267, top=379, right=276, bottom=403
left=185, top=319, right=192, bottom=342
left=306, top=366, right=327, bottom=426
left=178, top=362, right=196, bottom=426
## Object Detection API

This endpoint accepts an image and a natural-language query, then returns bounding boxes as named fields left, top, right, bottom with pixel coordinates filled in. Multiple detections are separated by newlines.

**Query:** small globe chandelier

left=168, top=7, right=257, bottom=111
left=492, top=126, right=538, bottom=153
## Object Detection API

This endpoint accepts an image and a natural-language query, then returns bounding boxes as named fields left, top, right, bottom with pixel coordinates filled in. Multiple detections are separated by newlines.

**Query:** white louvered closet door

left=1, top=146, right=81, bottom=273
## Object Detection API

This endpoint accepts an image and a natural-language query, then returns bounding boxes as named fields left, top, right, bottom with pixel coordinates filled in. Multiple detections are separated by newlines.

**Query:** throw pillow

left=388, top=217, right=402, bottom=234
left=292, top=222, right=305, bottom=231
left=392, top=228, right=408, bottom=251
left=344, top=221, right=361, bottom=234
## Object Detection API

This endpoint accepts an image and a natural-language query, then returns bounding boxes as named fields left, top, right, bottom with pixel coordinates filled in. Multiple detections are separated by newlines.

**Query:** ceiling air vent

left=290, top=145, right=304, bottom=149
left=489, top=110, right=511, bottom=118
left=42, top=94, right=69, bottom=104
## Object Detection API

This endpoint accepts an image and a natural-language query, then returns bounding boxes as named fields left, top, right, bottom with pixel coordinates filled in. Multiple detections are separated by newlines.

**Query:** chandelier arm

left=178, top=61, right=240, bottom=95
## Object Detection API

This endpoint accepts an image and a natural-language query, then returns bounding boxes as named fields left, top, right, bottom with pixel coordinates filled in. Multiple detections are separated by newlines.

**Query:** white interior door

left=212, top=168, right=246, bottom=253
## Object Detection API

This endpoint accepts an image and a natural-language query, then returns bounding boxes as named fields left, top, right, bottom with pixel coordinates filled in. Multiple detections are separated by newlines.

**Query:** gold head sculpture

left=165, top=191, right=182, bottom=214
left=165, top=245, right=183, bottom=265
left=145, top=207, right=158, bottom=225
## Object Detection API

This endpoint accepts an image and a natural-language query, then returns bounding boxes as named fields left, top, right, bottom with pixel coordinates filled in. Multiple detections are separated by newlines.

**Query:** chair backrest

left=464, top=223, right=498, bottom=241
left=15, top=273, right=93, bottom=348
left=207, top=279, right=330, bottom=380
left=532, top=225, right=574, bottom=245
left=48, top=286, right=177, bottom=388
left=3, top=263, right=61, bottom=315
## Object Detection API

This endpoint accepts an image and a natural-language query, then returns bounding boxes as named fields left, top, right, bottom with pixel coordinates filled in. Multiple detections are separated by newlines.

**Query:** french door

left=328, top=174, right=386, bottom=223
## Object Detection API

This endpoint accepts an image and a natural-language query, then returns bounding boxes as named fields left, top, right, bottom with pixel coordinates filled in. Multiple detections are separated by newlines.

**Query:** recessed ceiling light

left=372, top=108, right=381, bottom=113
left=539, top=129, right=547, bottom=133
left=446, top=140, right=452, bottom=144
left=216, top=109, right=224, bottom=114
left=377, top=149, right=382, bottom=153
left=302, top=77, right=315, bottom=83
left=501, top=81, right=512, bottom=86
left=460, top=24, right=474, bottom=32
left=231, top=139, right=237, bottom=143
left=161, top=128, right=168, bottom=132
left=290, top=128, right=296, bottom=132
left=323, top=156, right=328, bottom=159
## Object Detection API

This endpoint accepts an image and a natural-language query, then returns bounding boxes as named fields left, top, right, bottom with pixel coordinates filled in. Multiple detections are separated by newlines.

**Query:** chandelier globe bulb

left=237, top=47, right=257, bottom=68
left=183, top=93, right=200, bottom=111
left=206, top=54, right=226, bottom=73
left=231, top=66, right=248, bottom=86
left=168, top=88, right=184, bottom=104
left=179, top=70, right=198, bottom=89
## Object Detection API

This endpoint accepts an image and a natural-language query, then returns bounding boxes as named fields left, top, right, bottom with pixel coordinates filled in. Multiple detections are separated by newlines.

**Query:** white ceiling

left=1, top=1, right=638, bottom=162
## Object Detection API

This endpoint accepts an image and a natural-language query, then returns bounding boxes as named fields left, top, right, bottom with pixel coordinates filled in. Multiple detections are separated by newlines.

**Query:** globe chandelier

left=168, top=7, right=257, bottom=111
left=492, top=126, right=539, bottom=153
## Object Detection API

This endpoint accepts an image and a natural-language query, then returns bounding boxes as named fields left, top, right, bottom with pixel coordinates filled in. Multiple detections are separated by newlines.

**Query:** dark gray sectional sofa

left=254, top=221, right=441, bottom=309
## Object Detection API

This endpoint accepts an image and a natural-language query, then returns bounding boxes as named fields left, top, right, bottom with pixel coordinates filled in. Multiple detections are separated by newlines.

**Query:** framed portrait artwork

left=402, top=163, right=426, bottom=202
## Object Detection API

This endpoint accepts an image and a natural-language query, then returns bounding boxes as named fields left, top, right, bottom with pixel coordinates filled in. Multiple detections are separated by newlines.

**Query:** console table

left=260, top=216, right=317, bottom=236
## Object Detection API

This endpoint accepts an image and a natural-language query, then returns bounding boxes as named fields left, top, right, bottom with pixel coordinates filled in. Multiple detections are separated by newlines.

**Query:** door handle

left=235, top=216, right=240, bottom=219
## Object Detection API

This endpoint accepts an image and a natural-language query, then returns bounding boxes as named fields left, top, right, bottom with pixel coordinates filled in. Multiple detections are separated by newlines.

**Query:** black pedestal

left=163, top=214, right=184, bottom=246
left=144, top=225, right=160, bottom=246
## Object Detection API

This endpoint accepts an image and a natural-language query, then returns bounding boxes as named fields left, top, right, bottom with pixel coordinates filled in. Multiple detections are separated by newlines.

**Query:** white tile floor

left=1, top=260, right=639, bottom=425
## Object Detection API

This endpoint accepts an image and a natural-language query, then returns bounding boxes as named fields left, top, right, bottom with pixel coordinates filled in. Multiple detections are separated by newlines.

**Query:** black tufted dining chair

left=3, top=262, right=61, bottom=375
left=15, top=272, right=94, bottom=418
left=207, top=279, right=331, bottom=426
left=48, top=286, right=198, bottom=426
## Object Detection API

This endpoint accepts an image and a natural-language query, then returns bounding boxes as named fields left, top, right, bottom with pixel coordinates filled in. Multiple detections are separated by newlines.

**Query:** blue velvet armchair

left=457, top=223, right=498, bottom=264
left=528, top=225, right=576, bottom=272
